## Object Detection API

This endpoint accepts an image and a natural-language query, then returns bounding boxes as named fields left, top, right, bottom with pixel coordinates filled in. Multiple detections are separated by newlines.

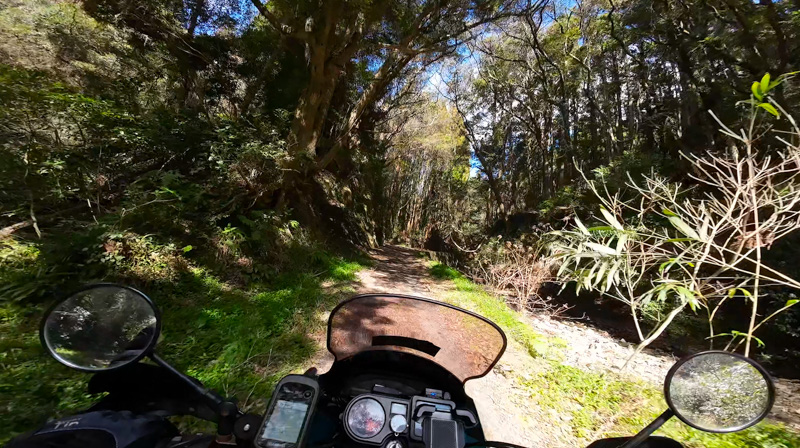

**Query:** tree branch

left=249, top=0, right=306, bottom=39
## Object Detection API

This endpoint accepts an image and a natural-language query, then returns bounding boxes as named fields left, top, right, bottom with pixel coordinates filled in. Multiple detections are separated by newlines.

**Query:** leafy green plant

left=743, top=72, right=798, bottom=118
left=548, top=74, right=800, bottom=363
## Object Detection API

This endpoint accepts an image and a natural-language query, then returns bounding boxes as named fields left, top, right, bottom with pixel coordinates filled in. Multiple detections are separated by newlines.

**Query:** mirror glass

left=42, top=285, right=159, bottom=371
left=666, top=352, right=772, bottom=432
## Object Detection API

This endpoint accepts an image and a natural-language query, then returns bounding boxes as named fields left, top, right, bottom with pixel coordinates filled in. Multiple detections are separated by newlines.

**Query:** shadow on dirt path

left=354, top=245, right=439, bottom=295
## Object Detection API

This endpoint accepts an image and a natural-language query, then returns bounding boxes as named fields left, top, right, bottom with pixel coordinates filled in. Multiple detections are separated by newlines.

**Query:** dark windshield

left=327, top=294, right=506, bottom=382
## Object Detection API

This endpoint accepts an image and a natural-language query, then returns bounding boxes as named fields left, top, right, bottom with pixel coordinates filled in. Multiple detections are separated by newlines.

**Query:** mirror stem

left=149, top=353, right=234, bottom=417
left=619, top=409, right=675, bottom=448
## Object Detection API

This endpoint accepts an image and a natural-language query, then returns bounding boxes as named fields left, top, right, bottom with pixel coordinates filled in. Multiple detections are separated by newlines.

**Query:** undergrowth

left=429, top=262, right=800, bottom=448
left=524, top=363, right=800, bottom=448
left=0, top=223, right=366, bottom=443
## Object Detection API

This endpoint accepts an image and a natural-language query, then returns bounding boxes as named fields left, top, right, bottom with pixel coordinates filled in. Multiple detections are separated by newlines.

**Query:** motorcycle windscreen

left=327, top=294, right=507, bottom=382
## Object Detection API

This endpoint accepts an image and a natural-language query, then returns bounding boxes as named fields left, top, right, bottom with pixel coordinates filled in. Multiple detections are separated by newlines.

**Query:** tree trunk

left=289, top=61, right=339, bottom=163
left=317, top=52, right=415, bottom=170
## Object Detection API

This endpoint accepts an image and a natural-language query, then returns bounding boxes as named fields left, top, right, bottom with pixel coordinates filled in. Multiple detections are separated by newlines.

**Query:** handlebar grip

left=217, top=401, right=238, bottom=436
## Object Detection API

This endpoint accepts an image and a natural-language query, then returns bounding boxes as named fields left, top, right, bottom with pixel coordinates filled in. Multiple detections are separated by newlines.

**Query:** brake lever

left=415, top=405, right=437, bottom=419
left=455, top=409, right=477, bottom=428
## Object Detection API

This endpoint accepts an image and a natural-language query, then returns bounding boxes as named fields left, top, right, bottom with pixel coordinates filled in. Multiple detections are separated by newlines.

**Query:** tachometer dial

left=346, top=398, right=386, bottom=439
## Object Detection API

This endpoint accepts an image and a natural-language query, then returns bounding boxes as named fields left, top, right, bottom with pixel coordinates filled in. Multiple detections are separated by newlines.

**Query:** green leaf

left=599, top=207, right=623, bottom=230
left=662, top=208, right=677, bottom=217
left=760, top=73, right=771, bottom=95
left=641, top=290, right=654, bottom=307
left=587, top=226, right=614, bottom=231
left=585, top=242, right=618, bottom=256
left=769, top=71, right=800, bottom=90
left=574, top=216, right=589, bottom=235
left=668, top=216, right=700, bottom=240
left=676, top=286, right=695, bottom=300
left=758, top=102, right=780, bottom=117
left=182, top=245, right=193, bottom=253
left=751, top=81, right=763, bottom=101
left=605, top=261, right=619, bottom=292
left=725, top=287, right=754, bottom=303
left=665, top=238, right=695, bottom=243
left=707, top=333, right=732, bottom=340
left=595, top=262, right=609, bottom=288
left=731, top=331, right=766, bottom=348
left=575, top=252, right=602, bottom=258
left=657, top=286, right=668, bottom=303
left=583, top=270, right=593, bottom=289
left=615, top=234, right=628, bottom=253
left=659, top=258, right=693, bottom=273
left=557, top=259, right=571, bottom=277
left=698, top=215, right=710, bottom=241
left=786, top=299, right=799, bottom=307
left=674, top=286, right=700, bottom=311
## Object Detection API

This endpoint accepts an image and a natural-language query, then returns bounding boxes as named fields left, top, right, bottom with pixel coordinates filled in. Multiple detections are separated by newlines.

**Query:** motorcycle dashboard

left=343, top=393, right=456, bottom=446
left=344, top=394, right=409, bottom=445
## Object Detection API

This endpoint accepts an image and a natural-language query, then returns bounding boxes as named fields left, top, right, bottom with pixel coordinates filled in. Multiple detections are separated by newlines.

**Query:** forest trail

left=354, top=246, right=441, bottom=296
left=311, top=245, right=559, bottom=445
left=312, top=245, right=800, bottom=447
left=352, top=245, right=560, bottom=446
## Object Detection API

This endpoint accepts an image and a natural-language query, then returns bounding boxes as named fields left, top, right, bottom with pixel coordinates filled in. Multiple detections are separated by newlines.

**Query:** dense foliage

left=388, top=0, right=800, bottom=372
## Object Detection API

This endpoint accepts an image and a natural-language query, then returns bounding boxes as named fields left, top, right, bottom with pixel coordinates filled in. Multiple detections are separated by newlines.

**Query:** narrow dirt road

left=350, top=246, right=565, bottom=446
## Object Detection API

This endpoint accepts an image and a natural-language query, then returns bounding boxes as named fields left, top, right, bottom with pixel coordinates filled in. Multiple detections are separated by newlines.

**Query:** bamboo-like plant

left=547, top=73, right=800, bottom=366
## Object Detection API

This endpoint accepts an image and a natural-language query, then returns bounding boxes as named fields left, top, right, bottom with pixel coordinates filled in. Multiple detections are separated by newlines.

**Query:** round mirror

left=40, top=284, right=160, bottom=371
left=665, top=351, right=775, bottom=433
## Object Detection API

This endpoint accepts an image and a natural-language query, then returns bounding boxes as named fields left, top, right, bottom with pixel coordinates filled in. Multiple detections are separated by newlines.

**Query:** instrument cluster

left=344, top=394, right=409, bottom=444
left=343, top=390, right=461, bottom=447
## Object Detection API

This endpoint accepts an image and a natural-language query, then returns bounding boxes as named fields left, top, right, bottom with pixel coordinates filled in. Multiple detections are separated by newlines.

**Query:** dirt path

left=349, top=246, right=564, bottom=446
left=313, top=245, right=800, bottom=446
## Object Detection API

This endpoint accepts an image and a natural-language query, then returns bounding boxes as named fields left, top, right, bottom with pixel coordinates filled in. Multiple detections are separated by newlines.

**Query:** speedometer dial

left=346, top=397, right=386, bottom=439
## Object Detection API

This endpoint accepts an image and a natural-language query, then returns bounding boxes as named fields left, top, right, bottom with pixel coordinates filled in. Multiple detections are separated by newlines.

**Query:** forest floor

left=312, top=245, right=800, bottom=448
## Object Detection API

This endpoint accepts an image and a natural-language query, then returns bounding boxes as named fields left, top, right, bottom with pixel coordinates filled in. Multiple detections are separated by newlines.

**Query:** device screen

left=256, top=379, right=317, bottom=448
left=261, top=400, right=310, bottom=443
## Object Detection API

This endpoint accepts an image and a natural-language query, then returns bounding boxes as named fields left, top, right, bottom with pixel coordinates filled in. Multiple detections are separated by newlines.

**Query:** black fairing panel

left=88, top=363, right=218, bottom=421
left=4, top=410, right=177, bottom=448
left=586, top=436, right=683, bottom=448
left=320, top=350, right=467, bottom=402
left=318, top=350, right=487, bottom=446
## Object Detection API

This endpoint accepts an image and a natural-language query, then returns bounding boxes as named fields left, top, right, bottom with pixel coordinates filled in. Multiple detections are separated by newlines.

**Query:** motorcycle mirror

left=40, top=284, right=161, bottom=372
left=620, top=351, right=775, bottom=448
left=664, top=350, right=775, bottom=433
